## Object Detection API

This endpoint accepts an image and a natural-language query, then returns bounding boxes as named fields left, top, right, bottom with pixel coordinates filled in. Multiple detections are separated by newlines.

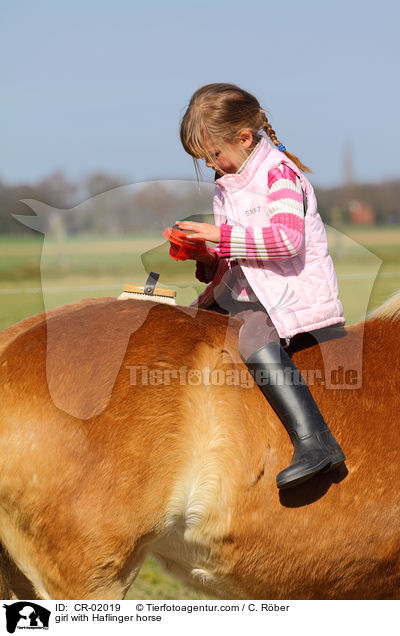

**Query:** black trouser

left=205, top=295, right=346, bottom=359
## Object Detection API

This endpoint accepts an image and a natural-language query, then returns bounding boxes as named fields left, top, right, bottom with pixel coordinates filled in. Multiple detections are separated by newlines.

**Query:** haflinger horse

left=0, top=291, right=399, bottom=600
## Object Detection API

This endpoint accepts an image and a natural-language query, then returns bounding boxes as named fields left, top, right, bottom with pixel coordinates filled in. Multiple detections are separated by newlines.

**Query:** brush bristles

left=117, top=291, right=176, bottom=305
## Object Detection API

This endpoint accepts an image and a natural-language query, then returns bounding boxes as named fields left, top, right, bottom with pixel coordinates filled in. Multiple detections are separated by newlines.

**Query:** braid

left=260, top=111, right=311, bottom=174
left=263, top=120, right=279, bottom=146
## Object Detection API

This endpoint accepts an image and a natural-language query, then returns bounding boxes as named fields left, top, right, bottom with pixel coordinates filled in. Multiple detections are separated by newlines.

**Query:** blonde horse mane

left=367, top=288, right=400, bottom=322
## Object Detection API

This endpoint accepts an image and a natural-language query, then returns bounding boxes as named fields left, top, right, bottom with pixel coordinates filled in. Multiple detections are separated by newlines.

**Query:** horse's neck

left=0, top=297, right=111, bottom=356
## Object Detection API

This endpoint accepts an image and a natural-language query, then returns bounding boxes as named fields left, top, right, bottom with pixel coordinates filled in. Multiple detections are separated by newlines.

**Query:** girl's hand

left=176, top=221, right=221, bottom=243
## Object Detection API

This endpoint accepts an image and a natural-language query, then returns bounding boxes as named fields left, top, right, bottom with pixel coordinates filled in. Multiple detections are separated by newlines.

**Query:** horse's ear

left=12, top=199, right=58, bottom=234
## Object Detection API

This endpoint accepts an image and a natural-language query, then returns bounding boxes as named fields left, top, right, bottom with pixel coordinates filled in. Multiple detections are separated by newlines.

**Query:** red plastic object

left=163, top=227, right=209, bottom=261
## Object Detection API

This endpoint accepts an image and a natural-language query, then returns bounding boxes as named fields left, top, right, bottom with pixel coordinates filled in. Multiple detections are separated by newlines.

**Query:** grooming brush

left=117, top=272, right=176, bottom=305
left=163, top=227, right=209, bottom=261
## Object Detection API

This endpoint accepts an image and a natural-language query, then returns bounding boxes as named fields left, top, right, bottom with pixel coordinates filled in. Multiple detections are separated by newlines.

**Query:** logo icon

left=3, top=602, right=50, bottom=633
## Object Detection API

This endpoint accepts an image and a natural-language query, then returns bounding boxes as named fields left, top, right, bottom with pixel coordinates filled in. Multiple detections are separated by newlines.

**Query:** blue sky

left=1, top=0, right=399, bottom=187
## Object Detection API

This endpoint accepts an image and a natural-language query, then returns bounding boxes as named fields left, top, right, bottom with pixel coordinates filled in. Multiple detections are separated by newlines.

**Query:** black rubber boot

left=245, top=342, right=346, bottom=489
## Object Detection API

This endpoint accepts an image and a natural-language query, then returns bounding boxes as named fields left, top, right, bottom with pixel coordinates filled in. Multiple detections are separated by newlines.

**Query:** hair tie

left=278, top=143, right=286, bottom=152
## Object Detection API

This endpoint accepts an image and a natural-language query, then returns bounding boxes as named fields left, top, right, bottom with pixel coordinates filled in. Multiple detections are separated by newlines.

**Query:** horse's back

left=0, top=299, right=267, bottom=598
left=0, top=298, right=398, bottom=599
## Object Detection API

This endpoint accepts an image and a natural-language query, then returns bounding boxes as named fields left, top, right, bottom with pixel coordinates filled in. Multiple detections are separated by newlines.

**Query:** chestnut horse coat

left=0, top=295, right=399, bottom=599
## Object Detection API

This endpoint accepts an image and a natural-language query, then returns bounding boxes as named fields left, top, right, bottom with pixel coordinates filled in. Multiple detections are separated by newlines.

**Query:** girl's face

left=203, top=130, right=254, bottom=175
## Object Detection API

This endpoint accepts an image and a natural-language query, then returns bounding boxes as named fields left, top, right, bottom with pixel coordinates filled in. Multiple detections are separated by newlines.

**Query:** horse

left=0, top=292, right=399, bottom=600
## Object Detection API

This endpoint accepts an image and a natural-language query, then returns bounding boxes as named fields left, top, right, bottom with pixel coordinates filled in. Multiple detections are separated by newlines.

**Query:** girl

left=175, top=83, right=346, bottom=490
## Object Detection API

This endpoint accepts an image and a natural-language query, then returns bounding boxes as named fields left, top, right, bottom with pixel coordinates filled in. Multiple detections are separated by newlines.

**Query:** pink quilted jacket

left=193, top=137, right=345, bottom=339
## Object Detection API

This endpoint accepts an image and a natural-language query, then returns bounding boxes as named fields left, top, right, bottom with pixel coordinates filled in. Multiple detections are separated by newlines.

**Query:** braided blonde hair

left=259, top=110, right=311, bottom=173
left=180, top=83, right=311, bottom=174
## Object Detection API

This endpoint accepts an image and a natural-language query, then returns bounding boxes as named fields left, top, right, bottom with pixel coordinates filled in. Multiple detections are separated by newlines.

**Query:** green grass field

left=1, top=225, right=399, bottom=599
left=1, top=226, right=399, bottom=330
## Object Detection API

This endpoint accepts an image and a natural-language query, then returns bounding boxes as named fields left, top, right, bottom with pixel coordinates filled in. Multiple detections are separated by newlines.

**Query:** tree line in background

left=1, top=170, right=400, bottom=236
